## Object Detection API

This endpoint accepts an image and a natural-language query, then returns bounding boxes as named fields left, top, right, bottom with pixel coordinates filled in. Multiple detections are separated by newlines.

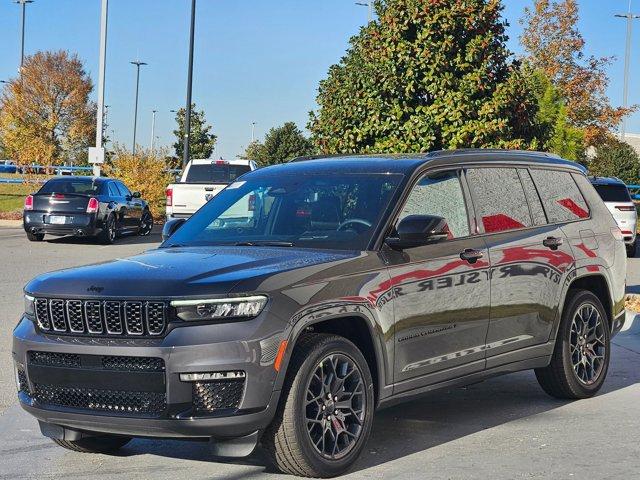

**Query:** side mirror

left=162, top=218, right=186, bottom=242
left=385, top=215, right=450, bottom=249
left=132, top=191, right=141, bottom=198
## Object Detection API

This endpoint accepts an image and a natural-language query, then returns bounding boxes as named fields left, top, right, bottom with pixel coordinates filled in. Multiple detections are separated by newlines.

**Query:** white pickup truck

left=165, top=158, right=257, bottom=220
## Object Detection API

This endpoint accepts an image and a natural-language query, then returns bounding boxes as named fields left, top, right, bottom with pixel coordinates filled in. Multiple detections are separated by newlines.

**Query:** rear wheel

left=535, top=290, right=610, bottom=399
left=138, top=209, right=153, bottom=236
left=52, top=435, right=131, bottom=453
left=97, top=215, right=117, bottom=245
left=26, top=231, right=44, bottom=242
left=262, top=334, right=374, bottom=478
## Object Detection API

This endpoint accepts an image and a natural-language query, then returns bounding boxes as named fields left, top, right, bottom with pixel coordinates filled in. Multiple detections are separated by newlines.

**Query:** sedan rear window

left=38, top=179, right=102, bottom=195
left=593, top=184, right=632, bottom=203
left=186, top=164, right=251, bottom=184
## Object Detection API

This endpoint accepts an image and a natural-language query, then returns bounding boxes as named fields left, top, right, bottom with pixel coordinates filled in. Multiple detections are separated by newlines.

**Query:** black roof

left=45, top=176, right=108, bottom=183
left=249, top=149, right=584, bottom=178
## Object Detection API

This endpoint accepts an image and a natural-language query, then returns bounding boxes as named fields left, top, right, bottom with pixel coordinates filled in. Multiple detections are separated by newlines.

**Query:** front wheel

left=52, top=435, right=131, bottom=453
left=535, top=290, right=610, bottom=399
left=262, top=334, right=374, bottom=478
left=138, top=209, right=153, bottom=236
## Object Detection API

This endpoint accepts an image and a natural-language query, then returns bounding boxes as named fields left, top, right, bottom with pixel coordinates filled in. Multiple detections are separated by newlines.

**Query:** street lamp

left=251, top=122, right=256, bottom=143
left=15, top=0, right=34, bottom=71
left=615, top=2, right=640, bottom=141
left=355, top=1, right=373, bottom=22
left=151, top=109, right=157, bottom=152
left=130, top=60, right=147, bottom=155
left=183, top=0, right=197, bottom=169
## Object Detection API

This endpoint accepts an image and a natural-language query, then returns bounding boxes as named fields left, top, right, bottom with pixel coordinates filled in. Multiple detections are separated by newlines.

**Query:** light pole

left=151, top=109, right=157, bottom=152
left=130, top=60, right=147, bottom=155
left=15, top=0, right=33, bottom=71
left=251, top=122, right=256, bottom=143
left=616, top=1, right=640, bottom=141
left=93, top=0, right=108, bottom=176
left=355, top=1, right=373, bottom=22
left=183, top=0, right=197, bottom=168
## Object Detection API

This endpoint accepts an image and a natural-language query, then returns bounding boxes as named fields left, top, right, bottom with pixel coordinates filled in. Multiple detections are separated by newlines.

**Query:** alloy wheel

left=570, top=303, right=607, bottom=385
left=304, top=353, right=366, bottom=460
left=108, top=217, right=116, bottom=242
left=140, top=212, right=152, bottom=235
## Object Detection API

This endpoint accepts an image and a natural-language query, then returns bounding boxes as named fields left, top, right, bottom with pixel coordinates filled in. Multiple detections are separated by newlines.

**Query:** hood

left=25, top=246, right=358, bottom=298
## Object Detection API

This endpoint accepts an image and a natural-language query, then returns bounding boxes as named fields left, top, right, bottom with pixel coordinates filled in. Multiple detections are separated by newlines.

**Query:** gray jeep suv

left=13, top=150, right=627, bottom=477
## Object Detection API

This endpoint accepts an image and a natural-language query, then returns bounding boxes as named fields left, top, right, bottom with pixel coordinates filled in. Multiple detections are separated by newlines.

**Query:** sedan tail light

left=86, top=197, right=99, bottom=213
left=615, top=205, right=636, bottom=211
left=24, top=195, right=34, bottom=211
left=166, top=187, right=173, bottom=207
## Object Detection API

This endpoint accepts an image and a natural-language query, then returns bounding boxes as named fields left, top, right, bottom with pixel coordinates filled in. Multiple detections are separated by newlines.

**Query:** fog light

left=179, top=371, right=246, bottom=382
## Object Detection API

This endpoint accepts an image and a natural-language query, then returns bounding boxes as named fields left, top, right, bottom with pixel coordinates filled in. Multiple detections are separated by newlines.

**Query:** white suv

left=591, top=177, right=638, bottom=257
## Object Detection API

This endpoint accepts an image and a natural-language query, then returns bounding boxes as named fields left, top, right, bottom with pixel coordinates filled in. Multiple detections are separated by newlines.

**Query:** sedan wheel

left=139, top=210, right=153, bottom=236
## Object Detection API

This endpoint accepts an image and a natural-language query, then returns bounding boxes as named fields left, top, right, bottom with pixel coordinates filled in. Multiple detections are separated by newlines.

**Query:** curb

left=0, top=219, right=22, bottom=228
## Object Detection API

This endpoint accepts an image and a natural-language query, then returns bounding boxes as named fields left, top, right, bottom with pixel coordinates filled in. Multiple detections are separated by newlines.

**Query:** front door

left=388, top=170, right=491, bottom=393
left=465, top=167, right=575, bottom=367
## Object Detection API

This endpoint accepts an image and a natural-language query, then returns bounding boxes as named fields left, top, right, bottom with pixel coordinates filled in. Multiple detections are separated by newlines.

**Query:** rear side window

left=108, top=183, right=120, bottom=197
left=593, top=184, right=632, bottom=203
left=531, top=169, right=590, bottom=222
left=116, top=182, right=131, bottom=197
left=399, top=171, right=469, bottom=238
left=186, top=164, right=251, bottom=183
left=466, top=168, right=531, bottom=233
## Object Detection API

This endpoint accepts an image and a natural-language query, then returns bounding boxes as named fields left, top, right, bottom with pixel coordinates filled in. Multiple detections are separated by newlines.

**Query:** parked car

left=0, top=159, right=17, bottom=174
left=590, top=176, right=638, bottom=257
left=22, top=176, right=153, bottom=244
left=14, top=151, right=626, bottom=477
left=165, top=158, right=257, bottom=221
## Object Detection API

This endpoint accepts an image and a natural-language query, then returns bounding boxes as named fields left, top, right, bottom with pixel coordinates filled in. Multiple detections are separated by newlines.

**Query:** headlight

left=24, top=294, right=35, bottom=319
left=170, top=295, right=268, bottom=322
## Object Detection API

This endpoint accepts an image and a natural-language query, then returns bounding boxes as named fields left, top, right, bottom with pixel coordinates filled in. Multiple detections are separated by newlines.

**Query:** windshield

left=593, top=184, right=631, bottom=203
left=185, top=163, right=251, bottom=184
left=38, top=179, right=102, bottom=195
left=164, top=173, right=403, bottom=250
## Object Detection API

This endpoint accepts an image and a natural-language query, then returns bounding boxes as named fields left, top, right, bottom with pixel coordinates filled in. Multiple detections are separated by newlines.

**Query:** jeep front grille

left=33, top=298, right=167, bottom=337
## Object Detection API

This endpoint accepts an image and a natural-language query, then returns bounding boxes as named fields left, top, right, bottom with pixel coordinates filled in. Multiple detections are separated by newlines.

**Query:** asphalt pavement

left=0, top=226, right=639, bottom=479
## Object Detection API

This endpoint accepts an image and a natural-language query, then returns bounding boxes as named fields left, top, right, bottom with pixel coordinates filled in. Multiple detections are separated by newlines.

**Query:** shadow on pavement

left=112, top=341, right=640, bottom=477
left=44, top=226, right=162, bottom=247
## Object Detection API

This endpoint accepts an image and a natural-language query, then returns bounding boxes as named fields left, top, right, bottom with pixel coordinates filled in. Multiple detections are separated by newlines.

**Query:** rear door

left=388, top=169, right=491, bottom=393
left=465, top=167, right=575, bottom=367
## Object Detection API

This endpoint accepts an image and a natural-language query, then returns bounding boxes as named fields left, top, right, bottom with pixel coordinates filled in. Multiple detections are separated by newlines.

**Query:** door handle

left=543, top=236, right=563, bottom=250
left=460, top=248, right=484, bottom=264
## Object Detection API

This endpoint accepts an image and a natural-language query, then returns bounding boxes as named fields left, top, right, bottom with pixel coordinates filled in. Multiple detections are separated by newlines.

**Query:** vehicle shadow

left=44, top=227, right=162, bottom=246
left=116, top=342, right=639, bottom=477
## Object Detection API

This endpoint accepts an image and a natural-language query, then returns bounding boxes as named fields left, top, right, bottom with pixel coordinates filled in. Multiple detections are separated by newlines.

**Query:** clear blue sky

left=0, top=0, right=635, bottom=159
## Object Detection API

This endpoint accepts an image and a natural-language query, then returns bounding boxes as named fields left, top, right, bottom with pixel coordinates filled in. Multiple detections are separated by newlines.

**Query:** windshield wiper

left=234, top=241, right=295, bottom=247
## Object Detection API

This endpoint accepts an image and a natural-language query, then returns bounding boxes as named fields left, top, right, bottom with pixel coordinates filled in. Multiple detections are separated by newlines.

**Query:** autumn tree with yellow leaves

left=0, top=50, right=96, bottom=169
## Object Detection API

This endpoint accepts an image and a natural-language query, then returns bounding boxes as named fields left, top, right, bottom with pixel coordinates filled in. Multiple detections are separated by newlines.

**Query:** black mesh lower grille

left=34, top=384, right=166, bottom=416
left=17, top=367, right=29, bottom=395
left=193, top=379, right=244, bottom=413
left=101, top=356, right=165, bottom=372
left=29, top=351, right=81, bottom=368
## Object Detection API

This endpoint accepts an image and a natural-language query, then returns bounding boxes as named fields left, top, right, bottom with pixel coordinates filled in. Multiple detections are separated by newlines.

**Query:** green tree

left=309, top=0, right=540, bottom=154
left=528, top=69, right=584, bottom=160
left=243, top=122, right=314, bottom=166
left=589, top=139, right=640, bottom=186
left=173, top=104, right=217, bottom=159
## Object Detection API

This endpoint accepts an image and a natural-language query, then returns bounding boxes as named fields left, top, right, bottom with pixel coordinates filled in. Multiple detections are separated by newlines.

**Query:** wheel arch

left=560, top=273, right=613, bottom=331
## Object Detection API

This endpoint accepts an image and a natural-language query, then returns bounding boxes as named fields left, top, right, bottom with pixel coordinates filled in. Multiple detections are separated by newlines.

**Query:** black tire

left=262, top=334, right=375, bottom=478
left=52, top=435, right=131, bottom=453
left=138, top=209, right=153, bottom=236
left=626, top=239, right=636, bottom=258
left=535, top=289, right=611, bottom=399
left=26, top=231, right=44, bottom=242
left=97, top=214, right=117, bottom=245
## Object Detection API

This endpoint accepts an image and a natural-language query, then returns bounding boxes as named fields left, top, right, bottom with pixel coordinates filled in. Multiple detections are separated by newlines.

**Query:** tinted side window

left=518, top=169, right=547, bottom=226
left=531, top=169, right=589, bottom=222
left=399, top=171, right=469, bottom=238
left=116, top=182, right=131, bottom=197
left=108, top=183, right=120, bottom=197
left=466, top=168, right=531, bottom=233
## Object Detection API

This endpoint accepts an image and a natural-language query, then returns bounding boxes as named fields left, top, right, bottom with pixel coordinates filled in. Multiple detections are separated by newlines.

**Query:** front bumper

left=12, top=317, right=283, bottom=439
left=23, top=212, right=101, bottom=237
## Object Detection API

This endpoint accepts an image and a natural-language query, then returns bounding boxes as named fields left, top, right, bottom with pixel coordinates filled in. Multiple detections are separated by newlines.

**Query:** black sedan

left=23, top=177, right=153, bottom=244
